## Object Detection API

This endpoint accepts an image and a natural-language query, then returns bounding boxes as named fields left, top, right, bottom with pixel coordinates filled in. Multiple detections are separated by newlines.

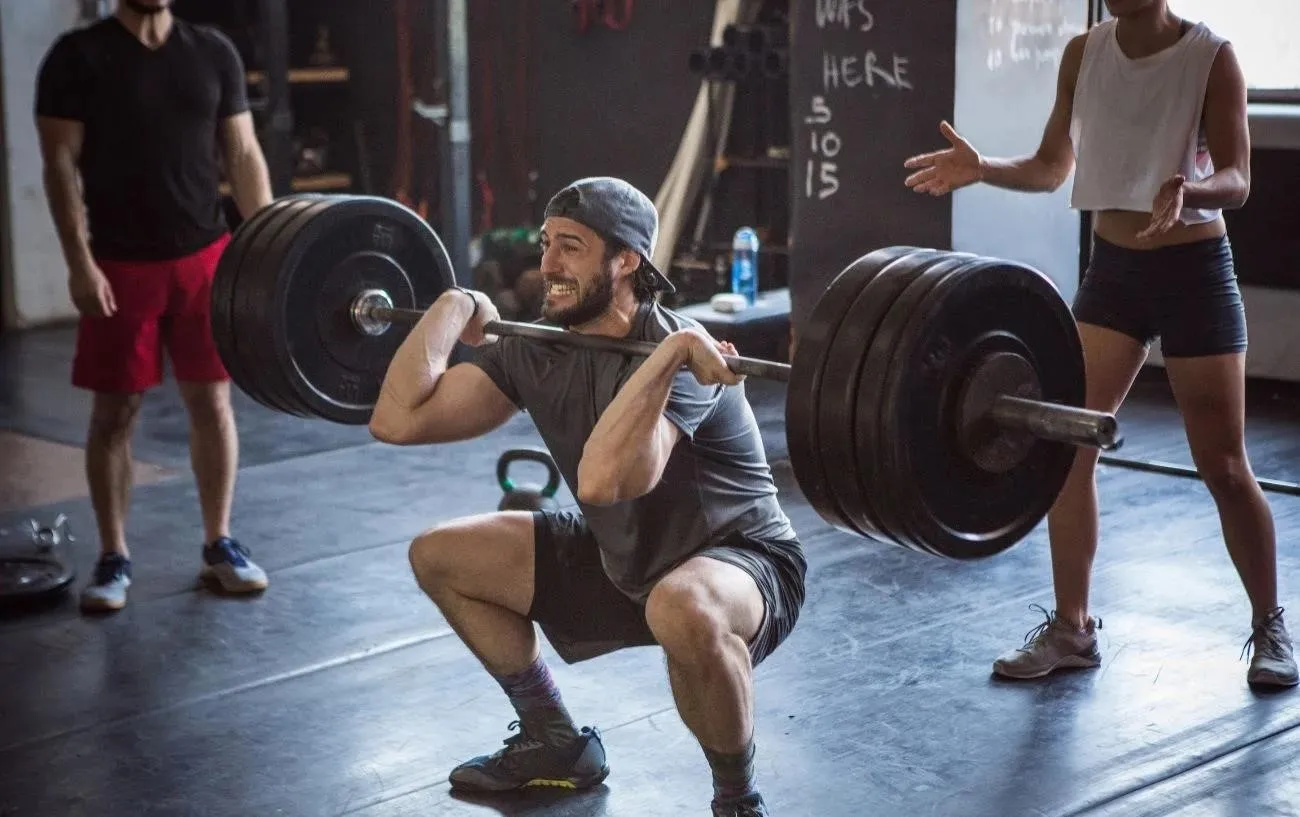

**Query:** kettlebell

left=497, top=447, right=562, bottom=512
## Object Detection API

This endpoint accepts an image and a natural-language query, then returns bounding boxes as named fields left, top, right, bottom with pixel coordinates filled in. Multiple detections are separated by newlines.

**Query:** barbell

left=211, top=193, right=1122, bottom=560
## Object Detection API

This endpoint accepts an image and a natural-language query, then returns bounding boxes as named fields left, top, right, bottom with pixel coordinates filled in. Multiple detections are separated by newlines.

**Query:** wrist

left=67, top=255, right=96, bottom=278
left=665, top=330, right=699, bottom=364
left=437, top=286, right=477, bottom=319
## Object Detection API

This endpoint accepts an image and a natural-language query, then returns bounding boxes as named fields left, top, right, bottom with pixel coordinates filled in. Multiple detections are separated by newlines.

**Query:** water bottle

left=730, top=227, right=759, bottom=306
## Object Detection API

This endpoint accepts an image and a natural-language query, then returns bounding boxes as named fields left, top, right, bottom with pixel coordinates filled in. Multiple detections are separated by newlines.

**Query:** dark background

left=170, top=0, right=1300, bottom=310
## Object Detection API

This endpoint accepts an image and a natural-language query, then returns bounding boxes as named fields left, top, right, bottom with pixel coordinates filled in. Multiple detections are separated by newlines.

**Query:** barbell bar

left=210, top=193, right=1123, bottom=561
left=349, top=288, right=1120, bottom=452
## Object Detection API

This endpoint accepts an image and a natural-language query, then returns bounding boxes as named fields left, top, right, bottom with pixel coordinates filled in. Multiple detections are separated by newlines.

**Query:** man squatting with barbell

left=369, top=177, right=804, bottom=817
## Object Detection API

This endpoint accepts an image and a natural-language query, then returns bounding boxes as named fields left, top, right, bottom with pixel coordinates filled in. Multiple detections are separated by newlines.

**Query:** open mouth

left=546, top=280, right=578, bottom=298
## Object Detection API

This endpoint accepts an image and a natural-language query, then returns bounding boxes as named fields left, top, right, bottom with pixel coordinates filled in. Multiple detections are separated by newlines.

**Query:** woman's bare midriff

left=1092, top=209, right=1227, bottom=249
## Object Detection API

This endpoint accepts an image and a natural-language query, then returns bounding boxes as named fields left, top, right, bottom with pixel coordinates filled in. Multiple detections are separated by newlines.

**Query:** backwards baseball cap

left=543, top=176, right=676, bottom=294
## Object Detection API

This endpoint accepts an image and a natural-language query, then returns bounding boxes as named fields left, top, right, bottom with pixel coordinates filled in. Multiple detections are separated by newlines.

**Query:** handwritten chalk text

left=823, top=51, right=912, bottom=92
left=815, top=0, right=874, bottom=32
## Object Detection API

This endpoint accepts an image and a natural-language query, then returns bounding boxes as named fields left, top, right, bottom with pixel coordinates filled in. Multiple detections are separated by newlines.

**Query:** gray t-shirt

left=471, top=301, right=796, bottom=602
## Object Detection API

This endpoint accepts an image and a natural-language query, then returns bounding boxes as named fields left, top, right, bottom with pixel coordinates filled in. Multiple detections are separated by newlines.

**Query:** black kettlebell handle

left=497, top=448, right=561, bottom=498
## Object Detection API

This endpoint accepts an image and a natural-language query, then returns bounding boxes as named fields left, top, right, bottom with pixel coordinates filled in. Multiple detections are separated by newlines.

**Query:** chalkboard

left=787, top=0, right=956, bottom=333
left=951, top=0, right=1088, bottom=302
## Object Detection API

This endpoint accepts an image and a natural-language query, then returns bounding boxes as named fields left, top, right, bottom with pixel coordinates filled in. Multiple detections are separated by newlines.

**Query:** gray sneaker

left=80, top=553, right=132, bottom=612
left=449, top=720, right=608, bottom=793
left=993, top=605, right=1102, bottom=679
left=1244, top=607, right=1299, bottom=688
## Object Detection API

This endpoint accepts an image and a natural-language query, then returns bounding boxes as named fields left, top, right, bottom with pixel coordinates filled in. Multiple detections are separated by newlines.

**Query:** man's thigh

left=694, top=533, right=808, bottom=667
left=72, top=258, right=172, bottom=393
left=413, top=510, right=537, bottom=616
left=165, top=234, right=232, bottom=383
left=530, top=510, right=657, bottom=663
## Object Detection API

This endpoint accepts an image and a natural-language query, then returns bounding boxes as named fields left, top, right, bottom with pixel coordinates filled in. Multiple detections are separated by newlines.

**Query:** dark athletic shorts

left=527, top=510, right=807, bottom=666
left=1072, top=234, right=1247, bottom=358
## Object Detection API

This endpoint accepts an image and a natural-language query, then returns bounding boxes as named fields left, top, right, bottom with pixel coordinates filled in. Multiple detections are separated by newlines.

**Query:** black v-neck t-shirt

left=36, top=17, right=249, bottom=261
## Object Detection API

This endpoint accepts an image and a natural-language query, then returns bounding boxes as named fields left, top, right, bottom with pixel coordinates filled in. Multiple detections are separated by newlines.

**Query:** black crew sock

left=491, top=655, right=580, bottom=746
left=704, top=738, right=758, bottom=802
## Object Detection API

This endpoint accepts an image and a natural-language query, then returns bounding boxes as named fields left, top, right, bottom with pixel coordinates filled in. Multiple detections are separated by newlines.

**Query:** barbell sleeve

left=362, top=301, right=1120, bottom=451
left=986, top=395, right=1122, bottom=451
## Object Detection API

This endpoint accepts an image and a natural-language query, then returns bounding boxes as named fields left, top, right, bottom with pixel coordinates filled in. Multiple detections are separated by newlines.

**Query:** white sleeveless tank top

left=1069, top=19, right=1227, bottom=224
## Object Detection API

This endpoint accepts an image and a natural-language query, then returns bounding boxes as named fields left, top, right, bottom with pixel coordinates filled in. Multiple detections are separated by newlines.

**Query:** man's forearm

left=1181, top=167, right=1249, bottom=210
left=374, top=291, right=473, bottom=413
left=978, top=153, right=1070, bottom=193
left=227, top=148, right=274, bottom=219
left=580, top=336, right=688, bottom=500
left=42, top=163, right=92, bottom=271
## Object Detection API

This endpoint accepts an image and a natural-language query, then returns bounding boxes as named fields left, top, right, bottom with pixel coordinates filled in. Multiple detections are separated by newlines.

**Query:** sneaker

left=199, top=537, right=268, bottom=593
left=992, top=605, right=1102, bottom=679
left=713, top=792, right=770, bottom=816
left=1243, top=607, right=1300, bottom=688
left=448, top=720, right=609, bottom=793
left=80, top=552, right=132, bottom=612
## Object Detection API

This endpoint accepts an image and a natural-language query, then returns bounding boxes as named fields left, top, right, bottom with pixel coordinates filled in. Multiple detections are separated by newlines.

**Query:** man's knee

left=178, top=381, right=233, bottom=428
left=408, top=512, right=535, bottom=610
left=89, top=393, right=144, bottom=444
left=409, top=525, right=461, bottom=589
left=645, top=572, right=738, bottom=665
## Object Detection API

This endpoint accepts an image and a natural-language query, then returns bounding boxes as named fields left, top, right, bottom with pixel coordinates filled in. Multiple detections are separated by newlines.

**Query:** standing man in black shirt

left=35, top=0, right=275, bottom=612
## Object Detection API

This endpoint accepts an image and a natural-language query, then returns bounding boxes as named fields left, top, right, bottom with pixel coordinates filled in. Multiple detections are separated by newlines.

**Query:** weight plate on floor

left=258, top=195, right=455, bottom=424
left=875, top=257, right=1085, bottom=559
left=0, top=556, right=75, bottom=606
left=785, top=246, right=917, bottom=533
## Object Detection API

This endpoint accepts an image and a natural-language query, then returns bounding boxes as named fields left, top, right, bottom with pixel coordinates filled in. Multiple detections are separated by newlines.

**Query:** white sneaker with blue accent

left=199, top=537, right=269, bottom=593
left=80, top=552, right=132, bottom=612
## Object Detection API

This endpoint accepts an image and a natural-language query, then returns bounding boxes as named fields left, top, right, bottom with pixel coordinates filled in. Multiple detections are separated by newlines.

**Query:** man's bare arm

left=369, top=289, right=519, bottom=445
left=37, top=116, right=92, bottom=272
left=38, top=115, right=115, bottom=316
left=220, top=112, right=274, bottom=219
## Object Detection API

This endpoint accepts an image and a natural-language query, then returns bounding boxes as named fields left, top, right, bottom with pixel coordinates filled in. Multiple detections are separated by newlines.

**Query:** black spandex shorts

left=1073, top=234, right=1247, bottom=358
left=527, top=510, right=807, bottom=666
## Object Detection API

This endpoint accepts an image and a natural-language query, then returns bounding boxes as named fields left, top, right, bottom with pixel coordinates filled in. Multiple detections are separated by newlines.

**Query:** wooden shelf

left=247, top=66, right=350, bottom=85
left=219, top=172, right=353, bottom=197
left=291, top=172, right=352, bottom=191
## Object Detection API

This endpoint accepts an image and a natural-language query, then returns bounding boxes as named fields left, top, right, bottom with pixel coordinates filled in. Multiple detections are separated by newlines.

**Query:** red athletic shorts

left=72, top=233, right=231, bottom=393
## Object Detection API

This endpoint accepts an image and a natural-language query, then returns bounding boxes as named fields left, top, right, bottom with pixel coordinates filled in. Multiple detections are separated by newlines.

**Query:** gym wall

left=0, top=0, right=1296, bottom=385
left=464, top=2, right=718, bottom=232
left=0, top=0, right=87, bottom=330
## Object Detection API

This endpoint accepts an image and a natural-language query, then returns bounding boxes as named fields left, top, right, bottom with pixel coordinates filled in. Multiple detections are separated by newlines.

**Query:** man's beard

left=121, top=0, right=170, bottom=15
left=542, top=266, right=614, bottom=328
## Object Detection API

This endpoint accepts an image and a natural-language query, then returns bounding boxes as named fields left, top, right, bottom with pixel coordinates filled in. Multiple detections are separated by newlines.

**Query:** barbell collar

left=987, top=395, right=1122, bottom=452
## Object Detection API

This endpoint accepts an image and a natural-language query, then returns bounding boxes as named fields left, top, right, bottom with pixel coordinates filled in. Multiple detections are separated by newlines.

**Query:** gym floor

left=4, top=325, right=1300, bottom=817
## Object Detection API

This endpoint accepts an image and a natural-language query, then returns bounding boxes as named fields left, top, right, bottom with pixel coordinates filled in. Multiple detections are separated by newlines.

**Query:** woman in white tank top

left=903, top=0, right=1297, bottom=689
